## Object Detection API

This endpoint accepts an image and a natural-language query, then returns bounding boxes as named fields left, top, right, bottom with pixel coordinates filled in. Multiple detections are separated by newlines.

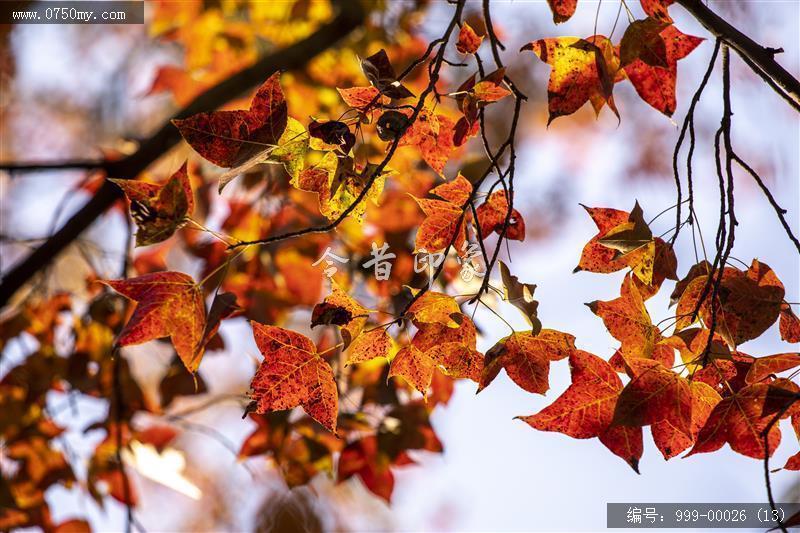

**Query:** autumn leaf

left=780, top=303, right=800, bottom=343
left=675, top=260, right=784, bottom=346
left=173, top=72, right=288, bottom=170
left=456, top=23, right=483, bottom=54
left=389, top=315, right=482, bottom=398
left=670, top=260, right=711, bottom=306
left=111, top=162, right=194, bottom=246
left=346, top=328, right=392, bottom=365
left=745, top=353, right=800, bottom=384
left=659, top=327, right=730, bottom=371
left=687, top=383, right=782, bottom=459
left=311, top=283, right=369, bottom=346
left=623, top=25, right=703, bottom=116
left=519, top=350, right=643, bottom=471
left=400, top=109, right=457, bottom=175
left=337, top=86, right=385, bottom=109
left=248, top=322, right=338, bottom=433
left=650, top=380, right=720, bottom=459
left=359, top=48, right=414, bottom=99
left=692, top=353, right=754, bottom=394
left=338, top=403, right=442, bottom=502
left=480, top=329, right=575, bottom=394
left=476, top=190, right=525, bottom=241
left=295, top=152, right=387, bottom=222
left=640, top=0, right=674, bottom=22
left=522, top=36, right=619, bottom=124
left=338, top=436, right=395, bottom=502
left=546, top=0, right=577, bottom=23
left=576, top=205, right=630, bottom=273
left=100, top=272, right=206, bottom=372
left=499, top=260, right=542, bottom=331
left=613, top=359, right=693, bottom=440
left=431, top=173, right=472, bottom=205
left=412, top=198, right=466, bottom=253
left=308, top=119, right=355, bottom=154
left=453, top=68, right=510, bottom=145
left=406, top=290, right=462, bottom=328
left=576, top=203, right=675, bottom=288
left=588, top=275, right=664, bottom=365
left=619, top=18, right=669, bottom=68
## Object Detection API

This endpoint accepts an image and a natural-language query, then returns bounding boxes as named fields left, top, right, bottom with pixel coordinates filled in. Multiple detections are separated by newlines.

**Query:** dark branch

left=676, top=0, right=800, bottom=112
left=0, top=0, right=366, bottom=308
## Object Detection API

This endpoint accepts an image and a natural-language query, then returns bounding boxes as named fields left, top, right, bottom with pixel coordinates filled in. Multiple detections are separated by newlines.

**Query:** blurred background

left=1, top=0, right=798, bottom=531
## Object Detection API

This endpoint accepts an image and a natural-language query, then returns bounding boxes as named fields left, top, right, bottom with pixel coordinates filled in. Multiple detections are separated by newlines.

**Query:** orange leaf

left=588, top=275, right=661, bottom=364
left=100, top=272, right=205, bottom=372
left=546, top=0, right=577, bottom=23
left=400, top=110, right=456, bottom=175
left=337, top=86, right=384, bottom=109
left=576, top=203, right=675, bottom=289
left=623, top=25, right=702, bottom=116
left=687, top=382, right=783, bottom=459
left=346, top=328, right=392, bottom=365
left=745, top=353, right=800, bottom=384
left=780, top=303, right=800, bottom=343
left=431, top=173, right=472, bottom=205
left=675, top=260, right=784, bottom=346
left=650, top=381, right=720, bottom=459
left=412, top=198, right=467, bottom=253
left=456, top=23, right=483, bottom=54
left=613, top=359, right=693, bottom=439
left=248, top=322, right=338, bottom=433
left=480, top=329, right=575, bottom=394
left=338, top=436, right=395, bottom=502
left=520, top=350, right=643, bottom=471
left=389, top=315, right=482, bottom=397
left=522, top=36, right=619, bottom=124
left=476, top=190, right=525, bottom=241
left=640, top=0, right=674, bottom=22
left=619, top=18, right=670, bottom=68
left=407, top=290, right=462, bottom=328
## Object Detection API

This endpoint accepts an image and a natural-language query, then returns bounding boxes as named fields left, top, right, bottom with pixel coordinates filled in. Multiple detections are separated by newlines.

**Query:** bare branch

left=0, top=0, right=366, bottom=308
left=676, top=0, right=800, bottom=111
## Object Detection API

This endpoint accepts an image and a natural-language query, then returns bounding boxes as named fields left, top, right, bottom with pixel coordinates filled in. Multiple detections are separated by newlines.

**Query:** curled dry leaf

left=499, top=260, right=541, bottom=331
left=111, top=162, right=194, bottom=247
left=311, top=283, right=370, bottom=347
left=476, top=190, right=526, bottom=242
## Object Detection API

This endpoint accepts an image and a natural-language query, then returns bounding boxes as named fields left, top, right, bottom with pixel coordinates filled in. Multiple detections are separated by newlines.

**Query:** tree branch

left=0, top=0, right=366, bottom=308
left=676, top=0, right=800, bottom=112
